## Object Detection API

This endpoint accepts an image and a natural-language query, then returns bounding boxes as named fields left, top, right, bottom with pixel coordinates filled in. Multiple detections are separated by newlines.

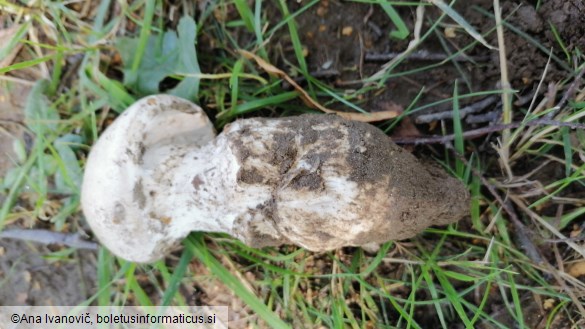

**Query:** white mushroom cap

left=82, top=95, right=216, bottom=262
left=83, top=95, right=469, bottom=263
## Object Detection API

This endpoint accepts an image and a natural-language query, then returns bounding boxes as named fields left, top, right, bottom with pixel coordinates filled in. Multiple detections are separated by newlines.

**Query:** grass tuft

left=1, top=0, right=584, bottom=327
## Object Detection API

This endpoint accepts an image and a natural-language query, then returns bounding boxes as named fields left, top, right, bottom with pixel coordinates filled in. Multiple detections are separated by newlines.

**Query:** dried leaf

left=239, top=50, right=400, bottom=122
left=392, top=116, right=421, bottom=139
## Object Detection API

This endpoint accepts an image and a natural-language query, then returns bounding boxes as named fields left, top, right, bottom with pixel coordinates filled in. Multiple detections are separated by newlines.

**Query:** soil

left=539, top=0, right=585, bottom=52
left=263, top=0, right=581, bottom=120
left=0, top=240, right=97, bottom=305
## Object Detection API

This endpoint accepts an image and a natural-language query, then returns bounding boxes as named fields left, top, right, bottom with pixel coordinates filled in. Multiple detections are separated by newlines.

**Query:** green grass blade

left=0, top=54, right=58, bottom=74
left=380, top=2, right=409, bottom=39
left=124, top=263, right=153, bottom=306
left=234, top=0, right=255, bottom=32
left=434, top=268, right=473, bottom=327
left=91, top=67, right=136, bottom=111
left=277, top=0, right=312, bottom=95
left=561, top=127, right=572, bottom=177
left=127, top=0, right=155, bottom=87
left=421, top=266, right=448, bottom=328
left=361, top=242, right=393, bottom=276
left=186, top=234, right=291, bottom=329
left=97, top=248, right=113, bottom=306
left=0, top=152, right=36, bottom=229
left=161, top=246, right=194, bottom=306
left=506, top=271, right=525, bottom=328
left=428, top=0, right=494, bottom=49
left=452, top=82, right=464, bottom=177
left=0, top=22, right=30, bottom=59
left=230, top=59, right=244, bottom=112
left=556, top=207, right=585, bottom=229
left=254, top=0, right=268, bottom=58
left=218, top=91, right=299, bottom=121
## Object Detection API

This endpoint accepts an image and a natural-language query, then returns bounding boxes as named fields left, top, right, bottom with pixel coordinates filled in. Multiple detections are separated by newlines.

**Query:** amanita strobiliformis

left=82, top=95, right=469, bottom=262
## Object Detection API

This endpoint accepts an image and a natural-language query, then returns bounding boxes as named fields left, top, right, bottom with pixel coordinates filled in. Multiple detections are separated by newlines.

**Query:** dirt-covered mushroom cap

left=82, top=95, right=469, bottom=263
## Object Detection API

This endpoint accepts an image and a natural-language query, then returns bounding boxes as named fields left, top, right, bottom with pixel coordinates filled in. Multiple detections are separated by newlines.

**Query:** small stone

left=444, top=26, right=457, bottom=38
left=342, top=26, right=353, bottom=36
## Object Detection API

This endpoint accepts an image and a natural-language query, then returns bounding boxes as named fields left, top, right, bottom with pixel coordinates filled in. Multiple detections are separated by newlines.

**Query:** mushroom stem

left=82, top=95, right=469, bottom=263
left=142, top=136, right=275, bottom=238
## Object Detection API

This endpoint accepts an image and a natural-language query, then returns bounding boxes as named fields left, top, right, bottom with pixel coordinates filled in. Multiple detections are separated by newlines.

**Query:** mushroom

left=82, top=95, right=469, bottom=263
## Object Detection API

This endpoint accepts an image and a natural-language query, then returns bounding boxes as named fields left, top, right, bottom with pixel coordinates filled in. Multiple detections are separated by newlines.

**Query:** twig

left=465, top=109, right=501, bottom=124
left=0, top=228, right=99, bottom=250
left=393, top=119, right=585, bottom=144
left=415, top=96, right=499, bottom=123
left=365, top=50, right=489, bottom=63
